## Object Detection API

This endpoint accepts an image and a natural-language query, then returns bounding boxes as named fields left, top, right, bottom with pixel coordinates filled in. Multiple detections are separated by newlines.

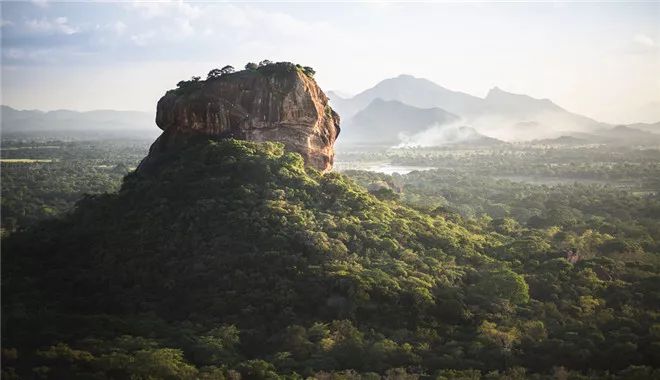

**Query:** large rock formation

left=139, top=63, right=340, bottom=172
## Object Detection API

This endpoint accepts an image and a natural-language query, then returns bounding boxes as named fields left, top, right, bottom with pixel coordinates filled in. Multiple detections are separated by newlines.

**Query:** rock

left=139, top=63, right=340, bottom=172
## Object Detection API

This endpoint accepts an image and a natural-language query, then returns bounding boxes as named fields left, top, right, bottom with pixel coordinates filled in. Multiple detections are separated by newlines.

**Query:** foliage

left=2, top=140, right=659, bottom=378
left=207, top=68, right=223, bottom=80
left=1, top=139, right=148, bottom=232
left=302, top=66, right=316, bottom=77
left=172, top=61, right=318, bottom=96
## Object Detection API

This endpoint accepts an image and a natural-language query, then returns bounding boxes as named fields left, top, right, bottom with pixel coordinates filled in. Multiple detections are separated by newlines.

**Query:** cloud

left=1, top=19, right=15, bottom=28
left=118, top=2, right=346, bottom=52
left=131, top=0, right=201, bottom=21
left=130, top=30, right=156, bottom=46
left=633, top=33, right=656, bottom=48
left=125, top=1, right=206, bottom=42
left=25, top=17, right=79, bottom=35
left=113, top=21, right=127, bottom=36
left=31, top=0, right=49, bottom=8
left=131, top=2, right=166, bottom=19
left=3, top=47, right=56, bottom=63
left=175, top=18, right=194, bottom=37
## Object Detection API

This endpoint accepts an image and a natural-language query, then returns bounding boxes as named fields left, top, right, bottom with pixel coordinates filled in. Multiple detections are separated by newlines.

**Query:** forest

left=1, top=137, right=659, bottom=379
left=0, top=139, right=149, bottom=233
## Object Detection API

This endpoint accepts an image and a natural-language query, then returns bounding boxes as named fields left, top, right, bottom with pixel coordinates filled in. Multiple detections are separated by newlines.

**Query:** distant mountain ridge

left=338, top=98, right=505, bottom=147
left=329, top=74, right=483, bottom=119
left=625, top=121, right=660, bottom=134
left=1, top=105, right=159, bottom=138
left=570, top=125, right=660, bottom=146
left=341, top=99, right=459, bottom=145
left=329, top=75, right=621, bottom=145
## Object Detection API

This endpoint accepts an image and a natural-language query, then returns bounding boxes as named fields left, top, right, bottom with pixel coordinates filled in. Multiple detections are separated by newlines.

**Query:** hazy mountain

left=529, top=135, right=589, bottom=146
left=330, top=75, right=483, bottom=119
left=480, top=87, right=562, bottom=116
left=1, top=105, right=159, bottom=139
left=570, top=125, right=660, bottom=146
left=472, top=87, right=608, bottom=140
left=481, top=87, right=602, bottom=128
left=329, top=75, right=610, bottom=142
left=338, top=98, right=506, bottom=148
left=326, top=90, right=353, bottom=100
left=625, top=121, right=660, bottom=134
left=340, top=99, right=459, bottom=145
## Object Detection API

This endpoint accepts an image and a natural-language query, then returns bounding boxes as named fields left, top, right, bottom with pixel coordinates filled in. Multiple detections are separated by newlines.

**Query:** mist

left=395, top=122, right=483, bottom=148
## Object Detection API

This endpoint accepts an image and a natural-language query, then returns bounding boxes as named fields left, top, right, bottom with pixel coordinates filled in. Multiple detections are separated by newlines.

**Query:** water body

left=335, top=161, right=436, bottom=175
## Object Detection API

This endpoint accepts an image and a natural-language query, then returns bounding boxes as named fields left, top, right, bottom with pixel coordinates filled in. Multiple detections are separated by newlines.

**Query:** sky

left=1, top=0, right=659, bottom=124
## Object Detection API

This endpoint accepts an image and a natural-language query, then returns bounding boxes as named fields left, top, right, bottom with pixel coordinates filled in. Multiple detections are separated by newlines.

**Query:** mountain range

left=1, top=105, right=158, bottom=139
left=343, top=99, right=459, bottom=145
left=330, top=75, right=658, bottom=146
left=2, top=75, right=658, bottom=147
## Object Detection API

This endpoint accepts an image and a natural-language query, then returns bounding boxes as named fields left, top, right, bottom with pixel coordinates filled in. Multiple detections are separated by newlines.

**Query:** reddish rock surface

left=140, top=64, right=340, bottom=172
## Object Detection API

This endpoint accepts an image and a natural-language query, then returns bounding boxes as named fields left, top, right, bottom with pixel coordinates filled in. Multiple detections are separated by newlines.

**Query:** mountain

left=1, top=105, right=159, bottom=139
left=625, top=121, right=660, bottom=134
left=142, top=62, right=339, bottom=172
left=530, top=135, right=589, bottom=146
left=329, top=75, right=609, bottom=143
left=474, top=87, right=606, bottom=140
left=340, top=99, right=459, bottom=146
left=480, top=87, right=562, bottom=117
left=331, top=74, right=482, bottom=119
left=570, top=125, right=660, bottom=146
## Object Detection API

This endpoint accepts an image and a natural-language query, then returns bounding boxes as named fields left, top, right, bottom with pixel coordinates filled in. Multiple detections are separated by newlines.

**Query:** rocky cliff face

left=139, top=63, right=340, bottom=172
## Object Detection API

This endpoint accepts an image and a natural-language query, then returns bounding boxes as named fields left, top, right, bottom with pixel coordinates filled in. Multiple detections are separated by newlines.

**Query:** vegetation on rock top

left=171, top=61, right=316, bottom=96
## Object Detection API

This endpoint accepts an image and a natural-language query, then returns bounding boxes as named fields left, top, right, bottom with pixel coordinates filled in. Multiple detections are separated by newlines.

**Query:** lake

left=335, top=161, right=436, bottom=175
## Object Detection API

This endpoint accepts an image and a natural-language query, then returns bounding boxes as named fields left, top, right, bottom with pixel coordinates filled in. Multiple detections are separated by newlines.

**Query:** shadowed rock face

left=140, top=65, right=340, bottom=172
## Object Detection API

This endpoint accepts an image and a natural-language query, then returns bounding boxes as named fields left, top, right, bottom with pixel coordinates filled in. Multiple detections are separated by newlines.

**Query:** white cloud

left=4, top=47, right=56, bottom=63
left=178, top=1, right=201, bottom=20
left=31, top=0, right=49, bottom=8
left=126, top=1, right=205, bottom=41
left=113, top=21, right=127, bottom=36
left=1, top=19, right=14, bottom=28
left=122, top=3, right=345, bottom=48
left=175, top=18, right=194, bottom=37
left=132, top=0, right=200, bottom=20
left=633, top=33, right=656, bottom=47
left=131, top=2, right=166, bottom=19
left=25, top=17, right=79, bottom=35
left=131, top=30, right=156, bottom=46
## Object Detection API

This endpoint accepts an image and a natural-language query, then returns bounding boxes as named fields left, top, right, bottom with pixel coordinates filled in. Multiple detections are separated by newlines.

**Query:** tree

left=302, top=66, right=316, bottom=77
left=191, top=76, right=201, bottom=82
left=259, top=59, right=273, bottom=67
left=473, top=268, right=530, bottom=305
left=207, top=68, right=223, bottom=80
left=220, top=65, right=235, bottom=74
left=208, top=66, right=235, bottom=80
left=245, top=62, right=258, bottom=70
left=479, top=321, right=520, bottom=351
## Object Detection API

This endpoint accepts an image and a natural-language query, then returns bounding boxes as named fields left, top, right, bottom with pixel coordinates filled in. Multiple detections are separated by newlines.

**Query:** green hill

left=2, top=139, right=658, bottom=379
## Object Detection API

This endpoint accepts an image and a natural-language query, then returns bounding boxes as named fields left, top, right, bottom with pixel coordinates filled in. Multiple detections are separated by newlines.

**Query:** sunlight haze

left=1, top=1, right=659, bottom=124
